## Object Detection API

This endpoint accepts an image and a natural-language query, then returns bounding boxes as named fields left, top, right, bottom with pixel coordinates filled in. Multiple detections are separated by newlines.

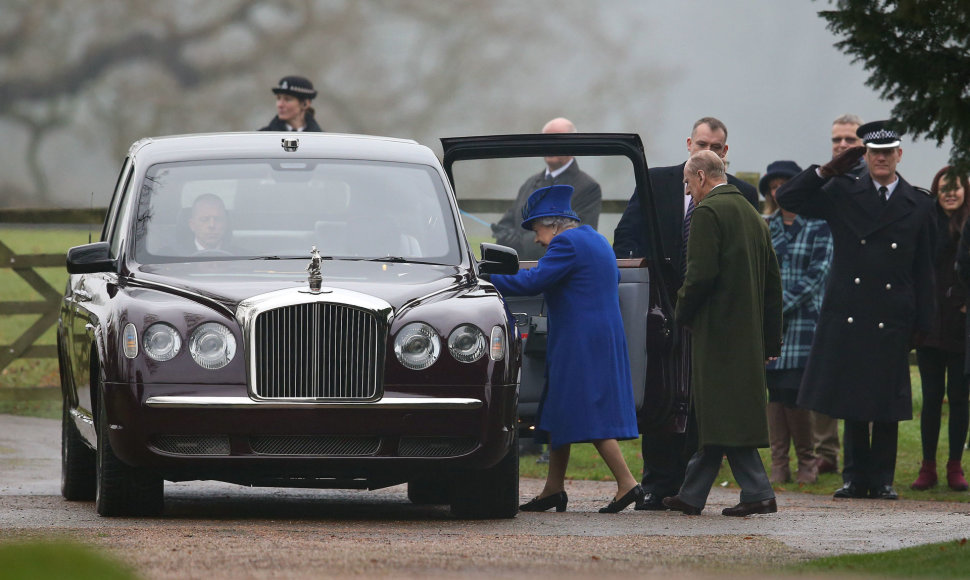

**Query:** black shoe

left=662, top=494, right=702, bottom=515
left=634, top=491, right=669, bottom=511
left=520, top=491, right=567, bottom=512
left=722, top=498, right=778, bottom=517
left=833, top=482, right=867, bottom=499
left=599, top=484, right=645, bottom=513
left=869, top=485, right=899, bottom=500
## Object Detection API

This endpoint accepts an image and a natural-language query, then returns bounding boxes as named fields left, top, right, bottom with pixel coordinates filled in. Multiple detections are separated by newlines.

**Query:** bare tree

left=0, top=0, right=668, bottom=207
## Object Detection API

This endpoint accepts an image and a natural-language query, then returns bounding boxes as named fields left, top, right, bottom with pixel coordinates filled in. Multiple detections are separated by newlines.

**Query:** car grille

left=250, top=435, right=380, bottom=456
left=151, top=435, right=231, bottom=456
left=398, top=437, right=478, bottom=457
left=253, top=302, right=385, bottom=400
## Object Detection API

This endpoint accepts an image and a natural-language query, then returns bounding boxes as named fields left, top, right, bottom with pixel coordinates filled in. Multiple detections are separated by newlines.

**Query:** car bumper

left=101, top=382, right=517, bottom=484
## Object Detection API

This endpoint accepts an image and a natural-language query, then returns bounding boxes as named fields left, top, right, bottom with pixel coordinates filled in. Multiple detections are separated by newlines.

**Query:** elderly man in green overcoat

left=662, top=150, right=784, bottom=517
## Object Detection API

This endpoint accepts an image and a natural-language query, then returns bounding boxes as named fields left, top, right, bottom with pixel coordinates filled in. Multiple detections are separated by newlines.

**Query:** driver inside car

left=182, top=194, right=244, bottom=255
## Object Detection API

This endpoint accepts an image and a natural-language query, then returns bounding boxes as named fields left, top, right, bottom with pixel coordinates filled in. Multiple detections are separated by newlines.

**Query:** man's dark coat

left=776, top=167, right=936, bottom=422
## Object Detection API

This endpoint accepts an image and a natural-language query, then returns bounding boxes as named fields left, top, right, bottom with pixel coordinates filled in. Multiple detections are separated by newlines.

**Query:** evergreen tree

left=820, top=0, right=970, bottom=177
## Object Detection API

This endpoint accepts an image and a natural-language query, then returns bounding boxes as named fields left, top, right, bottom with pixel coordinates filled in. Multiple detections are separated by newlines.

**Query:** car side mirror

left=66, top=242, right=115, bottom=274
left=479, top=243, right=519, bottom=275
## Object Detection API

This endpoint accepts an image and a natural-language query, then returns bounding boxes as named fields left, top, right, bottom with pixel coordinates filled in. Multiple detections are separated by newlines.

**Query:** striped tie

left=681, top=198, right=694, bottom=279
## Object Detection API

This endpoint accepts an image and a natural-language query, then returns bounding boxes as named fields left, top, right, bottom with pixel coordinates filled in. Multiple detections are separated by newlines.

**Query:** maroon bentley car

left=58, top=132, right=682, bottom=518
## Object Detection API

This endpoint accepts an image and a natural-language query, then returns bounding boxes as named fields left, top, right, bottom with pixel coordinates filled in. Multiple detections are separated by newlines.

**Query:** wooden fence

left=0, top=208, right=104, bottom=373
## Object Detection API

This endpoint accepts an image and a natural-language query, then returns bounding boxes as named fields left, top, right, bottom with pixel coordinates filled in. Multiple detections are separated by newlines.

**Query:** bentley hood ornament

left=306, top=246, right=324, bottom=292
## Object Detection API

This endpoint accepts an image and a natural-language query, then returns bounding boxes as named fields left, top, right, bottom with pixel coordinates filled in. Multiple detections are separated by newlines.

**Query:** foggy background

left=0, top=0, right=953, bottom=212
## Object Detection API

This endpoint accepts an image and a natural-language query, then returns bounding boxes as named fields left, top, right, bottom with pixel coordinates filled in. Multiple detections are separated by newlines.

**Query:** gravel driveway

left=2, top=414, right=968, bottom=579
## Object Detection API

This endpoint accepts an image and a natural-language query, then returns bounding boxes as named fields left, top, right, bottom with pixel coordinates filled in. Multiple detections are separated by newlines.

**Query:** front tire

left=61, top=400, right=96, bottom=501
left=450, top=431, right=519, bottom=519
left=95, top=372, right=163, bottom=517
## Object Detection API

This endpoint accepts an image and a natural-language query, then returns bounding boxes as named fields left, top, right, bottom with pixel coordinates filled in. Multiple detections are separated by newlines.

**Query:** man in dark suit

left=612, top=116, right=759, bottom=511
left=776, top=120, right=936, bottom=500
left=492, top=117, right=602, bottom=260
left=174, top=194, right=246, bottom=255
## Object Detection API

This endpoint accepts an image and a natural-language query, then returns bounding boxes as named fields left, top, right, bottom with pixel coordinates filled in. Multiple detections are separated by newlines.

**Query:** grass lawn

left=789, top=538, right=970, bottom=578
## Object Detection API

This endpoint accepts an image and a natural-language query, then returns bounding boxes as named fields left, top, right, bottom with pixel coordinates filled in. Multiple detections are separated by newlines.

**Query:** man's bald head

left=542, top=117, right=577, bottom=134
left=541, top=117, right=577, bottom=171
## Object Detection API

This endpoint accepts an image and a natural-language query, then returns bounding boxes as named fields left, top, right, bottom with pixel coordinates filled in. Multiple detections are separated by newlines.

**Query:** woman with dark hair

left=489, top=184, right=643, bottom=513
left=259, top=75, right=323, bottom=132
left=914, top=166, right=970, bottom=491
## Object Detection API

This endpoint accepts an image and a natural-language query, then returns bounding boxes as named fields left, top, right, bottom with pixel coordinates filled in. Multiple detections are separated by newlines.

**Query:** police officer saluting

left=776, top=120, right=936, bottom=500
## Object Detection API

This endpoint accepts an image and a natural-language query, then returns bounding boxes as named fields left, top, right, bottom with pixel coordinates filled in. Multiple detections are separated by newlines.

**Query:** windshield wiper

left=248, top=255, right=331, bottom=261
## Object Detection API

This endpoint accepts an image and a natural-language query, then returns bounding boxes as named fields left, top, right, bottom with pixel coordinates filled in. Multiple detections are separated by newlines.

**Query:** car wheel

left=61, top=400, right=96, bottom=501
left=407, top=477, right=452, bottom=505
left=450, top=431, right=519, bottom=519
left=94, top=375, right=164, bottom=517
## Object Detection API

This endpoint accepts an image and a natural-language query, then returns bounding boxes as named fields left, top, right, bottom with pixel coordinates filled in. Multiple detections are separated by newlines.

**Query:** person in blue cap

left=488, top=184, right=644, bottom=513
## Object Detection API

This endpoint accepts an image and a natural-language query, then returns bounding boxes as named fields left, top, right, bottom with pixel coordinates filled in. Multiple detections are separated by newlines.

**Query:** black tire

left=407, top=477, right=452, bottom=505
left=450, top=432, right=519, bottom=519
left=61, top=400, right=96, bottom=501
left=95, top=374, right=164, bottom=517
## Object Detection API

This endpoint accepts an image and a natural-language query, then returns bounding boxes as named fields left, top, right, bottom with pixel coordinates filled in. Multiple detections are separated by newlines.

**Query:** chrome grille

left=398, top=437, right=478, bottom=457
left=254, top=302, right=385, bottom=400
left=250, top=435, right=380, bottom=456
left=151, top=435, right=230, bottom=456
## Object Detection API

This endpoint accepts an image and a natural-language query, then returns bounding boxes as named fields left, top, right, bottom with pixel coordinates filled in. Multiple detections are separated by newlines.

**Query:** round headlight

left=189, top=322, right=236, bottom=370
left=394, top=322, right=440, bottom=370
left=447, top=324, right=487, bottom=363
left=143, top=323, right=181, bottom=361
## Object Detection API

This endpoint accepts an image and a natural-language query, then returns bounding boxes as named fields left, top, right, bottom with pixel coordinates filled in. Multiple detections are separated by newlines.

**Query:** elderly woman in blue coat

left=490, top=184, right=644, bottom=513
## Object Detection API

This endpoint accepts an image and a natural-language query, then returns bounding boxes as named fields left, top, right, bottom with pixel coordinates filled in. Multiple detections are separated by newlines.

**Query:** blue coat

left=491, top=225, right=637, bottom=449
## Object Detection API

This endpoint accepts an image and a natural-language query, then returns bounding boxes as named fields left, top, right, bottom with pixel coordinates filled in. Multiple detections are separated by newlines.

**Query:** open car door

left=441, top=133, right=688, bottom=436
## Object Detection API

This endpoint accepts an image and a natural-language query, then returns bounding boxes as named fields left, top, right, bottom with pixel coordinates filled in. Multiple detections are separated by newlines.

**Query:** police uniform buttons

left=886, top=283, right=892, bottom=290
left=854, top=277, right=861, bottom=284
left=847, top=317, right=854, bottom=324
left=891, top=242, right=898, bottom=249
left=861, top=239, right=867, bottom=245
left=878, top=323, right=885, bottom=329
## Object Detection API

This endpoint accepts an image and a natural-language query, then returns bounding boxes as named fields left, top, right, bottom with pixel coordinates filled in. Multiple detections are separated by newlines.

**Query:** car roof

left=127, top=132, right=438, bottom=166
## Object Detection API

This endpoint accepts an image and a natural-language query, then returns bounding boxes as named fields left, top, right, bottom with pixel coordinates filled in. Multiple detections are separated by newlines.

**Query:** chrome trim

left=238, top=287, right=394, bottom=401
left=145, top=395, right=482, bottom=410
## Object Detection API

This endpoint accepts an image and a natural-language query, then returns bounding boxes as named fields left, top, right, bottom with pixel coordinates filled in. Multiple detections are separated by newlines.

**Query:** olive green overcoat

left=675, top=184, right=783, bottom=448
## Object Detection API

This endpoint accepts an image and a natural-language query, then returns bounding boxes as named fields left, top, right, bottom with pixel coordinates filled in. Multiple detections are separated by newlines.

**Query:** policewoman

left=489, top=184, right=643, bottom=513
left=259, top=75, right=324, bottom=132
left=776, top=120, right=936, bottom=500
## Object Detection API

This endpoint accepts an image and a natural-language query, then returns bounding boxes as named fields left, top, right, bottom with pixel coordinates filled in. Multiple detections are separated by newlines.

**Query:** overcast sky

left=613, top=0, right=950, bottom=188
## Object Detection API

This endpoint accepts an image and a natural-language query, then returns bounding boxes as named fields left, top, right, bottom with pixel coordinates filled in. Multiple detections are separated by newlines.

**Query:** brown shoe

left=722, top=498, right=778, bottom=517
left=816, top=458, right=838, bottom=474
left=662, top=495, right=702, bottom=515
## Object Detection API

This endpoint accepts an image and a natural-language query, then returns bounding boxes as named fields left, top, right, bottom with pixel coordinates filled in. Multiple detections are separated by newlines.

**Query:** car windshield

left=131, top=158, right=461, bottom=265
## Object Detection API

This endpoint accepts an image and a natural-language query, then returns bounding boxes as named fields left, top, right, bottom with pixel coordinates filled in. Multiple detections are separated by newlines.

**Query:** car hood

left=131, top=259, right=471, bottom=312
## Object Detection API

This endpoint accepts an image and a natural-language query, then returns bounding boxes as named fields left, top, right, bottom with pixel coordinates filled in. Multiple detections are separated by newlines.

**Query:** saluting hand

left=819, top=146, right=866, bottom=178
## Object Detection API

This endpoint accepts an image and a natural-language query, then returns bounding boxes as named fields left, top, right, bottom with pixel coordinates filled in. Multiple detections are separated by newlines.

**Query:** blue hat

left=758, top=160, right=802, bottom=195
left=856, top=119, right=902, bottom=149
left=520, top=185, right=578, bottom=230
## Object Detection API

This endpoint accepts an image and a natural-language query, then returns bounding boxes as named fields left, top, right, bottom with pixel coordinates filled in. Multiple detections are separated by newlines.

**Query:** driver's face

left=189, top=201, right=227, bottom=249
